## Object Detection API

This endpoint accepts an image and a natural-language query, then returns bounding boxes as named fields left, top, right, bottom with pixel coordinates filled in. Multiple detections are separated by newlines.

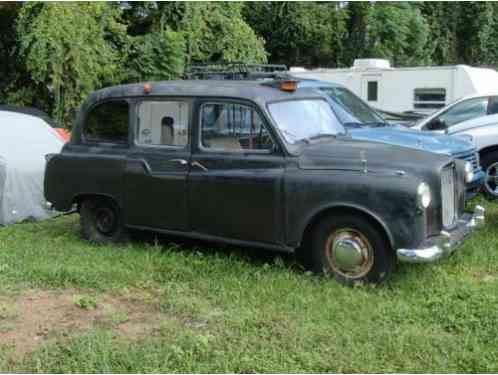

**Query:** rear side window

left=137, top=101, right=189, bottom=147
left=84, top=100, right=129, bottom=144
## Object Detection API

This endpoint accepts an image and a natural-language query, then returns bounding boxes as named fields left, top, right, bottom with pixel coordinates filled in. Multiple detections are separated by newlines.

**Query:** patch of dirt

left=0, top=289, right=165, bottom=360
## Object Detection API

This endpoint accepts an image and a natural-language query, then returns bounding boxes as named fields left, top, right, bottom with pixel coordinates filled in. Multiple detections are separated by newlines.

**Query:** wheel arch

left=300, top=204, right=394, bottom=251
left=479, top=144, right=498, bottom=162
left=72, top=193, right=122, bottom=211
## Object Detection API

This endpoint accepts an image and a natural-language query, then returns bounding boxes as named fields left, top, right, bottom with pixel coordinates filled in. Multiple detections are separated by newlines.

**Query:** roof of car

left=295, top=79, right=344, bottom=89
left=85, top=80, right=325, bottom=107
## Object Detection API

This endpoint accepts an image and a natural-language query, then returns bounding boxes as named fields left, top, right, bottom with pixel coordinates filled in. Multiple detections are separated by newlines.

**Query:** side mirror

left=427, top=118, right=447, bottom=131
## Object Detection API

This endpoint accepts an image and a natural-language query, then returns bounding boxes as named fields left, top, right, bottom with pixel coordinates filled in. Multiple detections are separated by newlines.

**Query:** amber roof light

left=143, top=83, right=152, bottom=94
left=279, top=80, right=298, bottom=92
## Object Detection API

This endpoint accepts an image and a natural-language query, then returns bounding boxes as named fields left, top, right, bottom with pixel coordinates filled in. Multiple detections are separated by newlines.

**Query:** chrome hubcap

left=326, top=229, right=374, bottom=278
left=485, top=162, right=498, bottom=197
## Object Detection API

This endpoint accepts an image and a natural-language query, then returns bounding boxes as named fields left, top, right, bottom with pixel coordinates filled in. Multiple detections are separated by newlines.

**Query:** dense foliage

left=2, top=1, right=498, bottom=126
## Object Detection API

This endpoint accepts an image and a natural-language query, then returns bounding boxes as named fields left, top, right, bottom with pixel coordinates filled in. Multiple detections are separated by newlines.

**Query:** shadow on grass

left=128, top=228, right=302, bottom=272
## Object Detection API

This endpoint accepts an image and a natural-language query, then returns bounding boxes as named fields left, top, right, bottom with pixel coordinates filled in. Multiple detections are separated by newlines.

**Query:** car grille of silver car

left=454, top=149, right=480, bottom=173
left=441, top=164, right=457, bottom=227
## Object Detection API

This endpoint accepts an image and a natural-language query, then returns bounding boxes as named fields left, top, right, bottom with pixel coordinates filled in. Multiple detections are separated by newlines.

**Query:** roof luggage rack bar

left=185, top=62, right=289, bottom=80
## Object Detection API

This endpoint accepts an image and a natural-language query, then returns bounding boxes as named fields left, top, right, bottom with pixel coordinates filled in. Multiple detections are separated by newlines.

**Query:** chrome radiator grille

left=453, top=150, right=480, bottom=173
left=441, top=165, right=457, bottom=227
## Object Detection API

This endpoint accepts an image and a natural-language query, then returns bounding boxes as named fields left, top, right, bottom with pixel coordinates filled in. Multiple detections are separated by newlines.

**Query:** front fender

left=284, top=169, right=427, bottom=250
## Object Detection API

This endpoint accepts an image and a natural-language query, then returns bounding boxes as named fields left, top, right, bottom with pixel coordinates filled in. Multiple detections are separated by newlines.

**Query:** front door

left=125, top=99, right=192, bottom=231
left=188, top=100, right=285, bottom=245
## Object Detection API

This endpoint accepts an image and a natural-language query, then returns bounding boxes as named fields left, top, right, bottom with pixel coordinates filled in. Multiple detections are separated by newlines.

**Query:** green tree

left=243, top=2, right=347, bottom=68
left=127, top=29, right=186, bottom=82
left=123, top=2, right=267, bottom=64
left=365, top=2, right=431, bottom=66
left=0, top=2, right=21, bottom=101
left=12, top=2, right=128, bottom=126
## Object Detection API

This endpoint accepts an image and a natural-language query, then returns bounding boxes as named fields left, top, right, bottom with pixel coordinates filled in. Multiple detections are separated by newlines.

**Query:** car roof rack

left=185, top=62, right=290, bottom=81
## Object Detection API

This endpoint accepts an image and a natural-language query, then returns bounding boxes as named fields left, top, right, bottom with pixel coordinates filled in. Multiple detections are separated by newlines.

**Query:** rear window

left=84, top=100, right=129, bottom=144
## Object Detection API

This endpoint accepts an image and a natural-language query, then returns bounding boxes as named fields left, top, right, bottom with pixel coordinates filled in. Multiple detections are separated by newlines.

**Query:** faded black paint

left=45, top=80, right=466, bottom=254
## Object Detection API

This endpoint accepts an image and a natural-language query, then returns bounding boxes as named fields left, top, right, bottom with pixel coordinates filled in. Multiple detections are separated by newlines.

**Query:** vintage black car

left=44, top=80, right=485, bottom=285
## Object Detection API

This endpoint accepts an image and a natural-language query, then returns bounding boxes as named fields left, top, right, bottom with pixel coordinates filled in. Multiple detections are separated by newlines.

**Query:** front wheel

left=80, top=197, right=128, bottom=245
left=308, top=214, right=394, bottom=285
left=481, top=151, right=498, bottom=199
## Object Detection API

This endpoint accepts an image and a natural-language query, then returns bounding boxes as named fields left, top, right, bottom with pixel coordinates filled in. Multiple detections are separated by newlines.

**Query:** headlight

left=465, top=161, right=474, bottom=183
left=417, top=182, right=432, bottom=209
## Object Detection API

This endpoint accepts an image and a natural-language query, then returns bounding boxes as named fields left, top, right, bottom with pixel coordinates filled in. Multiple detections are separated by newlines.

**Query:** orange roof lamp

left=143, top=83, right=152, bottom=94
left=279, top=80, right=298, bottom=92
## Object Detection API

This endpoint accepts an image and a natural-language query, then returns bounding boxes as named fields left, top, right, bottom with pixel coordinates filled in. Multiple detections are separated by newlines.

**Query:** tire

left=80, top=197, right=128, bottom=245
left=480, top=150, right=498, bottom=199
left=307, top=213, right=394, bottom=286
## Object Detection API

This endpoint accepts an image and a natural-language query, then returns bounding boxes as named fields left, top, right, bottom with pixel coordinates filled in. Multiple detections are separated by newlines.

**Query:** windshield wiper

left=307, top=133, right=337, bottom=141
left=363, top=121, right=389, bottom=128
left=343, top=122, right=364, bottom=128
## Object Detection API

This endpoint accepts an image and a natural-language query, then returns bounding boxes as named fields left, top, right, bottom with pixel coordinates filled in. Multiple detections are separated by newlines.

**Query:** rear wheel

left=80, top=197, right=128, bottom=244
left=481, top=151, right=498, bottom=199
left=307, top=213, right=394, bottom=285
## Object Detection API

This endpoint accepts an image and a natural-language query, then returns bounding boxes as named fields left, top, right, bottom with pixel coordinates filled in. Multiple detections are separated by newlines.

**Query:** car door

left=188, top=99, right=286, bottom=245
left=124, top=98, right=192, bottom=231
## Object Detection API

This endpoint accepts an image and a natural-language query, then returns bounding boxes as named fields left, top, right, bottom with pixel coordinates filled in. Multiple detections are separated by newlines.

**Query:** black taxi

left=44, top=80, right=484, bottom=285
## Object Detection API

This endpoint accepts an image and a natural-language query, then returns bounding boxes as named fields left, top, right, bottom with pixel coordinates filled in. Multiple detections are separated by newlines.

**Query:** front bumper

left=397, top=205, right=485, bottom=263
left=466, top=169, right=485, bottom=200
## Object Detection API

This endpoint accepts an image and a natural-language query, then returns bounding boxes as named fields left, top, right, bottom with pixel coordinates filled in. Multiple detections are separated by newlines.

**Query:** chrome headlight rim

left=464, top=161, right=474, bottom=183
left=417, top=182, right=432, bottom=209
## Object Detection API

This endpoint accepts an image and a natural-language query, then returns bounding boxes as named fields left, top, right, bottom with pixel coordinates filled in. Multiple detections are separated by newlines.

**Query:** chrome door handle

left=169, top=158, right=188, bottom=166
left=191, top=161, right=209, bottom=171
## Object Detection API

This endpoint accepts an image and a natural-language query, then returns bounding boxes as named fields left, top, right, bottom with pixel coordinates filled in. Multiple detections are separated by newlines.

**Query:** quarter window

left=414, top=88, right=446, bottom=110
left=84, top=100, right=129, bottom=144
left=137, top=101, right=189, bottom=147
left=200, top=103, right=274, bottom=152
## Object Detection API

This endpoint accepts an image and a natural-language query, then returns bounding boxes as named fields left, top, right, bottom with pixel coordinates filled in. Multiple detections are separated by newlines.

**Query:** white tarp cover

left=0, top=111, right=64, bottom=225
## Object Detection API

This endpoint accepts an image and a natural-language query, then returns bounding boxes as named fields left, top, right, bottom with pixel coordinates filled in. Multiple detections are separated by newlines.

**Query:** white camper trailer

left=291, top=59, right=498, bottom=115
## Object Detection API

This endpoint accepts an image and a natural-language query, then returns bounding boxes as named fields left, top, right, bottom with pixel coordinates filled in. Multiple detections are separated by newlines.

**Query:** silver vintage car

left=411, top=93, right=498, bottom=197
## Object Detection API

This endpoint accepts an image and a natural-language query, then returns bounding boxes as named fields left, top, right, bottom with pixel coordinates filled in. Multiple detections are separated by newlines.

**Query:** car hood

left=348, top=126, right=474, bottom=155
left=298, top=136, right=452, bottom=178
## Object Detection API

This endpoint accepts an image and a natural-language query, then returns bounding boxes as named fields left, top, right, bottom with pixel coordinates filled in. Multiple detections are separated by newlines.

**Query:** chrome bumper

left=397, top=205, right=485, bottom=263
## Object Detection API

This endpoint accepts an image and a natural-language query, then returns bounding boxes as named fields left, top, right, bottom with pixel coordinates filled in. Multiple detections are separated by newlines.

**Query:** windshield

left=320, top=87, right=385, bottom=126
left=268, top=99, right=345, bottom=145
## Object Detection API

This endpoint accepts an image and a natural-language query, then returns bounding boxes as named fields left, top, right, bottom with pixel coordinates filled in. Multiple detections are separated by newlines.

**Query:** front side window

left=268, top=99, right=345, bottom=145
left=137, top=101, right=189, bottom=147
left=428, top=97, right=488, bottom=130
left=200, top=102, right=274, bottom=152
left=84, top=100, right=129, bottom=144
left=321, top=87, right=385, bottom=126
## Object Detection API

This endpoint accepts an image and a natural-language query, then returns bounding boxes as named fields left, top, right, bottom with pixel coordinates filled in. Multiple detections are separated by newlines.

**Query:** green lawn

left=0, top=198, right=497, bottom=373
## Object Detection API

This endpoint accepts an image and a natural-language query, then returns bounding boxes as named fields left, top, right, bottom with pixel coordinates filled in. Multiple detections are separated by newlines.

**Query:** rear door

left=124, top=98, right=192, bottom=231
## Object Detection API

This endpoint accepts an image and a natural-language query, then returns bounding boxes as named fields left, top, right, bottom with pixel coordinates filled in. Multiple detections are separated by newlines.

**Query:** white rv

left=291, top=59, right=498, bottom=115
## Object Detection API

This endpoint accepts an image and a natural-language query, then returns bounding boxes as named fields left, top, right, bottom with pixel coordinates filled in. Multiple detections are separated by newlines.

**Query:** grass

left=0, top=197, right=496, bottom=372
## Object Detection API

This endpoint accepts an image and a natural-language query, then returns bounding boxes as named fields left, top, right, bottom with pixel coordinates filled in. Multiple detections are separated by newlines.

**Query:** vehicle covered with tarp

left=0, top=109, right=64, bottom=225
